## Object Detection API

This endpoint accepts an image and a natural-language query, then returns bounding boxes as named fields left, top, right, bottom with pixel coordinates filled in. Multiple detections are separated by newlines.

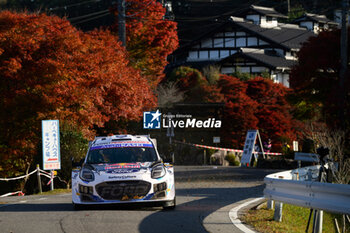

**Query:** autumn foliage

left=0, top=11, right=155, bottom=176
left=168, top=66, right=224, bottom=103
left=166, top=66, right=300, bottom=150
left=111, top=0, right=179, bottom=89
left=219, top=75, right=301, bottom=150
left=290, top=28, right=350, bottom=128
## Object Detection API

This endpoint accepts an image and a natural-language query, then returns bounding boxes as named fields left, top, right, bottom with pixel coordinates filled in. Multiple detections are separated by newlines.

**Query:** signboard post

left=42, top=120, right=61, bottom=190
left=166, top=113, right=174, bottom=144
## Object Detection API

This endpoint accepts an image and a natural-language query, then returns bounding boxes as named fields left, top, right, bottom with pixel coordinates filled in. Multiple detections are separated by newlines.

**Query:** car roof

left=91, top=135, right=152, bottom=146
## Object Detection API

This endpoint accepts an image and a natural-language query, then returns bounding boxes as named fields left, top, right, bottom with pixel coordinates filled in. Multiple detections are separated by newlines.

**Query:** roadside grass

left=34, top=189, right=71, bottom=195
left=242, top=202, right=349, bottom=233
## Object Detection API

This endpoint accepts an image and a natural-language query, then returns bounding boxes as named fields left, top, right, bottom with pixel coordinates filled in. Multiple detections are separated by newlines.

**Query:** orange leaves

left=110, top=0, right=179, bottom=89
left=0, top=11, right=156, bottom=174
left=217, top=75, right=302, bottom=149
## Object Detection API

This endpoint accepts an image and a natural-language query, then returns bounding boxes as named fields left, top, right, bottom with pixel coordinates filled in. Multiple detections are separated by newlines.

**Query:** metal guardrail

left=294, top=152, right=320, bottom=163
left=264, top=166, right=350, bottom=215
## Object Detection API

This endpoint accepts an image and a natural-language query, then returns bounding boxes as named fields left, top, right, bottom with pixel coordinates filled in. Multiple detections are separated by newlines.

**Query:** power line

left=49, top=0, right=98, bottom=11
left=68, top=9, right=110, bottom=22
left=72, top=12, right=112, bottom=25
left=125, top=0, right=154, bottom=17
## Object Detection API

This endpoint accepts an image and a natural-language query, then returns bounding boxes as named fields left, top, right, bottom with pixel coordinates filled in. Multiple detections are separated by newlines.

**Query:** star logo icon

left=150, top=110, right=161, bottom=122
left=143, top=110, right=161, bottom=129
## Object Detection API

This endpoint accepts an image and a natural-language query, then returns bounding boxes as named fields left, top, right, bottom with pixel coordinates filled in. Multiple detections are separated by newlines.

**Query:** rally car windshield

left=86, top=145, right=158, bottom=164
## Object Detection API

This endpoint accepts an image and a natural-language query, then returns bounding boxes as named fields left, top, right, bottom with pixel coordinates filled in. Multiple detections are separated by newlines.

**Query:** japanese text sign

left=42, top=120, right=61, bottom=170
left=240, top=130, right=258, bottom=166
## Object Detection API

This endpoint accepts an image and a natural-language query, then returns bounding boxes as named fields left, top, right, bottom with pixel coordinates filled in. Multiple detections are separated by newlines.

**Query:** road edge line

left=228, top=197, right=265, bottom=233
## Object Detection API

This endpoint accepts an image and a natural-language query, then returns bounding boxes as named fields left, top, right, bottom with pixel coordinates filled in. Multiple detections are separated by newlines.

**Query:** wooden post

left=36, top=164, right=42, bottom=194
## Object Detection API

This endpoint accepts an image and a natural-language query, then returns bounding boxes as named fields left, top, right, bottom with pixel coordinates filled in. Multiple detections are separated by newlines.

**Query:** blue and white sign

left=241, top=130, right=258, bottom=167
left=42, top=120, right=61, bottom=170
left=143, top=110, right=161, bottom=129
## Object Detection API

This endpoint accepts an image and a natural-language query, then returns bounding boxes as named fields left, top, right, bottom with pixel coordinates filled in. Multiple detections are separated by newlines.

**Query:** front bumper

left=72, top=171, right=175, bottom=205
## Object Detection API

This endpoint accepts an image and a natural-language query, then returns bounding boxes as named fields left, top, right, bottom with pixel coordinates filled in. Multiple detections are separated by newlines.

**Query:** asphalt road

left=0, top=166, right=277, bottom=233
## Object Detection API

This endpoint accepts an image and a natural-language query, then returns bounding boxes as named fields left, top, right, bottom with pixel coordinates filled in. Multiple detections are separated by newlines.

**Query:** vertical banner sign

left=42, top=120, right=61, bottom=170
left=293, top=141, right=299, bottom=151
left=240, top=130, right=258, bottom=166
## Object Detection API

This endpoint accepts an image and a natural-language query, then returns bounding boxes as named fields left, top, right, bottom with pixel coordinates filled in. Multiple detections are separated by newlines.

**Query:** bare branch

left=156, top=82, right=185, bottom=108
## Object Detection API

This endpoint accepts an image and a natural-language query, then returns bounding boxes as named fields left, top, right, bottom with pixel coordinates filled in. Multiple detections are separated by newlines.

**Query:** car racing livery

left=72, top=135, right=175, bottom=209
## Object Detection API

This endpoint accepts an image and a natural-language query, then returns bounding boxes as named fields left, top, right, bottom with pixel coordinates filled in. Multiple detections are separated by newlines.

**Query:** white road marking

left=229, top=197, right=265, bottom=233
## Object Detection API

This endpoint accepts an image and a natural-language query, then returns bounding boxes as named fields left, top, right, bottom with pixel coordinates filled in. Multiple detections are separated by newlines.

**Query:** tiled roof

left=220, top=48, right=297, bottom=70
left=249, top=5, right=288, bottom=19
left=229, top=17, right=316, bottom=49
left=293, top=13, right=338, bottom=25
left=173, top=16, right=315, bottom=55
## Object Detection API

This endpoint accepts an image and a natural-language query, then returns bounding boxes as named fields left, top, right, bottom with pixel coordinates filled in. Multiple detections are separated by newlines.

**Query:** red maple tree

left=218, top=75, right=259, bottom=147
left=110, top=0, right=179, bottom=89
left=168, top=66, right=224, bottom=103
left=219, top=76, right=302, bottom=150
left=290, top=28, right=350, bottom=128
left=0, top=11, right=155, bottom=176
left=246, top=77, right=299, bottom=149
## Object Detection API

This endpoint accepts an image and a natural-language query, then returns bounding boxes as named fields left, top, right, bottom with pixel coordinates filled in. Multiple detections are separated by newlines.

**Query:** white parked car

left=72, top=135, right=175, bottom=209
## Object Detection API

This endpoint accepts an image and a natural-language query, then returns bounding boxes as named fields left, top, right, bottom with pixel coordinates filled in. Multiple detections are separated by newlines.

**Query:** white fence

left=264, top=165, right=350, bottom=215
left=0, top=166, right=57, bottom=197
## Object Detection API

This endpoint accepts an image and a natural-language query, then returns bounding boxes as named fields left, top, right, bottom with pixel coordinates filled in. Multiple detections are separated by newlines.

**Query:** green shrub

left=225, top=153, right=240, bottom=166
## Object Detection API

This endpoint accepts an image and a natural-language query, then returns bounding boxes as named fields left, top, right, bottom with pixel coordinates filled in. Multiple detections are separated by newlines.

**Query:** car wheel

left=73, top=203, right=84, bottom=210
left=162, top=197, right=176, bottom=210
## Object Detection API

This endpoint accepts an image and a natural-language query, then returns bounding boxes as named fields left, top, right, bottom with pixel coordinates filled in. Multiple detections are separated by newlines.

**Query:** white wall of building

left=246, top=14, right=260, bottom=24
left=260, top=16, right=278, bottom=28
left=271, top=72, right=290, bottom=87
left=300, top=21, right=313, bottom=30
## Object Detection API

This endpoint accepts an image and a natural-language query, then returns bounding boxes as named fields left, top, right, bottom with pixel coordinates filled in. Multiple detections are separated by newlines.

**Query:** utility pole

left=287, top=0, right=290, bottom=15
left=339, top=0, right=348, bottom=127
left=117, top=0, right=126, bottom=46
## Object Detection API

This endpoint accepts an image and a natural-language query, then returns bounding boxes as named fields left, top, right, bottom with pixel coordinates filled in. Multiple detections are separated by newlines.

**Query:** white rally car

left=72, top=135, right=175, bottom=209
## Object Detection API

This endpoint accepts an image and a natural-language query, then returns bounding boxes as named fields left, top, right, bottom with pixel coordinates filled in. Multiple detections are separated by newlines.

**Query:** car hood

left=85, top=162, right=157, bottom=175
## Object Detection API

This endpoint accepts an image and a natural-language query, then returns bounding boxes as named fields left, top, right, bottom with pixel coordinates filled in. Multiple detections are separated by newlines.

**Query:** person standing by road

left=263, top=139, right=272, bottom=153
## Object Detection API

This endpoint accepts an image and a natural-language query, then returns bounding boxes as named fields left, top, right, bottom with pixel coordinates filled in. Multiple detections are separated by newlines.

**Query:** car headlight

left=79, top=168, right=95, bottom=182
left=151, top=165, right=166, bottom=179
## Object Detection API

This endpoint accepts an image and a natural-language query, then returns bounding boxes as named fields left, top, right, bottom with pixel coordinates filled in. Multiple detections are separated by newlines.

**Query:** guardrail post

left=267, top=199, right=274, bottom=209
left=36, top=164, right=42, bottom=194
left=274, top=201, right=283, bottom=222
left=313, top=210, right=323, bottom=233
left=307, top=169, right=313, bottom=181
left=292, top=171, right=299, bottom=180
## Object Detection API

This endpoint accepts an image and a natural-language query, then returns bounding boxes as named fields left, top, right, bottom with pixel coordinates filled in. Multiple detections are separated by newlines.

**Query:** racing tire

left=73, top=203, right=84, bottom=210
left=162, top=197, right=176, bottom=210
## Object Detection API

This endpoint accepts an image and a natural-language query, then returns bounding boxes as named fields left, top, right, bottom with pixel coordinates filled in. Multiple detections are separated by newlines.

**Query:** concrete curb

left=203, top=197, right=265, bottom=233
left=229, top=197, right=265, bottom=233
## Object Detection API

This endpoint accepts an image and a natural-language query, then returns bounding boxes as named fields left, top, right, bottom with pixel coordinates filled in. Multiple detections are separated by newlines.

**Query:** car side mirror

left=162, top=156, right=173, bottom=164
left=72, top=158, right=84, bottom=168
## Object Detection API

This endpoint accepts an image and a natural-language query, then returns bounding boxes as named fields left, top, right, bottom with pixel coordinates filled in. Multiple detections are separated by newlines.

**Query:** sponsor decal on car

left=106, top=169, right=140, bottom=174
left=107, top=175, right=137, bottom=179
left=105, top=163, right=141, bottom=170
left=91, top=141, right=153, bottom=150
